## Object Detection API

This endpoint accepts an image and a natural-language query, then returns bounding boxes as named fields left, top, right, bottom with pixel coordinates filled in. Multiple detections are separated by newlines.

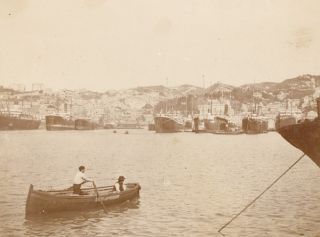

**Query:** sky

left=0, top=0, right=320, bottom=91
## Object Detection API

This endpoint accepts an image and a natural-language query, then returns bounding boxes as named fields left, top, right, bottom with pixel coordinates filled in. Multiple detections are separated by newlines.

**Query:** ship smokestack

left=317, top=97, right=320, bottom=118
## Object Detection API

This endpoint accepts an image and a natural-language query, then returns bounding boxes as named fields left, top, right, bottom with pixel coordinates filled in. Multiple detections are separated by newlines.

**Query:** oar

left=92, top=181, right=107, bottom=212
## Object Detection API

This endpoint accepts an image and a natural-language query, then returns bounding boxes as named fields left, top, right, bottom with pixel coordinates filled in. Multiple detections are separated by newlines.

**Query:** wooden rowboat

left=25, top=183, right=141, bottom=216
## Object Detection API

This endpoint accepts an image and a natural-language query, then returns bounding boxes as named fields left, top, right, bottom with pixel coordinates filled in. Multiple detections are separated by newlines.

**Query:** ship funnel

left=317, top=97, right=320, bottom=118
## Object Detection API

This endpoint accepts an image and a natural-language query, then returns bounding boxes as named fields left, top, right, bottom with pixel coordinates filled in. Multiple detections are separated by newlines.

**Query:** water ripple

left=0, top=130, right=319, bottom=236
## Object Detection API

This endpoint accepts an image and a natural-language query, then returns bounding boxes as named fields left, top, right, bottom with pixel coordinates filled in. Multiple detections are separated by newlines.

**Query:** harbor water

left=0, top=130, right=319, bottom=236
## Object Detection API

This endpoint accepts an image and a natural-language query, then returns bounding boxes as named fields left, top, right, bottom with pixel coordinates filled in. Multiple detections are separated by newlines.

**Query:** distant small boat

left=25, top=183, right=141, bottom=215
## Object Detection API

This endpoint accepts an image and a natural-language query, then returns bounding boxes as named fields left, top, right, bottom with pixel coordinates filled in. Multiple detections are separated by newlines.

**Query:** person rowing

left=73, top=165, right=94, bottom=195
left=113, top=176, right=126, bottom=192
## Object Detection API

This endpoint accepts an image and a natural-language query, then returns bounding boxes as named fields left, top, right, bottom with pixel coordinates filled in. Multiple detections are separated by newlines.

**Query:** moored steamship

left=75, top=119, right=97, bottom=130
left=204, top=116, right=243, bottom=134
left=275, top=113, right=297, bottom=130
left=45, top=115, right=75, bottom=130
left=0, top=111, right=41, bottom=130
left=154, top=114, right=184, bottom=133
left=242, top=116, right=268, bottom=134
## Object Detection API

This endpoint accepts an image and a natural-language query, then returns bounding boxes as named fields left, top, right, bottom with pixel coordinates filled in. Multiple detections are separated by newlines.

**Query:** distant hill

left=240, top=82, right=278, bottom=91
left=205, top=82, right=234, bottom=94
left=276, top=75, right=320, bottom=90
left=133, top=84, right=203, bottom=96
left=172, top=84, right=204, bottom=95
left=230, top=74, right=320, bottom=102
left=1, top=74, right=320, bottom=116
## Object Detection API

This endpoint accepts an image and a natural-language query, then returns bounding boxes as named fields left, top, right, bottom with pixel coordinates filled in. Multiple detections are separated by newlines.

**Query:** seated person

left=113, top=176, right=126, bottom=192
left=73, top=165, right=93, bottom=195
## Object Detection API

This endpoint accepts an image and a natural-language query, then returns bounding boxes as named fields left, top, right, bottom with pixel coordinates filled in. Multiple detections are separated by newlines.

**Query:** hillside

left=1, top=74, right=320, bottom=118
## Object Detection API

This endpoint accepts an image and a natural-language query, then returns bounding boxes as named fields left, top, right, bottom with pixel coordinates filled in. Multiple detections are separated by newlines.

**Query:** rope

left=218, top=153, right=305, bottom=236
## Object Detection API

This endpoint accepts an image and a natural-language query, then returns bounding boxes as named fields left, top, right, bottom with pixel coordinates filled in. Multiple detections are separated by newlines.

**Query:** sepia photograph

left=0, top=0, right=319, bottom=236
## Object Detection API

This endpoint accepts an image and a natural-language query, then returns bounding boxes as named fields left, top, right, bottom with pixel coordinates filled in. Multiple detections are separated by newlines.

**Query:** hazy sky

left=0, top=0, right=320, bottom=91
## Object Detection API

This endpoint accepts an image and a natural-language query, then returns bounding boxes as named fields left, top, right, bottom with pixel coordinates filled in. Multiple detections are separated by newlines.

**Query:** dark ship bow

left=278, top=98, right=320, bottom=168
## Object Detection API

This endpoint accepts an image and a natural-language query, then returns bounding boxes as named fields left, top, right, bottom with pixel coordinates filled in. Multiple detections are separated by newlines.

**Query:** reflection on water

left=25, top=197, right=140, bottom=221
left=0, top=130, right=320, bottom=236
left=24, top=198, right=140, bottom=236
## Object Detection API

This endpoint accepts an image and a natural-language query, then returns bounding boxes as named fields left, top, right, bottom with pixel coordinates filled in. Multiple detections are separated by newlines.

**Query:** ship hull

left=154, top=116, right=184, bottom=133
left=204, top=119, right=219, bottom=131
left=275, top=116, right=296, bottom=130
left=104, top=124, right=116, bottom=129
left=0, top=115, right=40, bottom=130
left=204, top=117, right=242, bottom=134
left=242, top=118, right=268, bottom=134
left=45, top=115, right=75, bottom=131
left=46, top=125, right=75, bottom=131
left=75, top=119, right=96, bottom=130
left=148, top=123, right=155, bottom=131
left=278, top=119, right=320, bottom=167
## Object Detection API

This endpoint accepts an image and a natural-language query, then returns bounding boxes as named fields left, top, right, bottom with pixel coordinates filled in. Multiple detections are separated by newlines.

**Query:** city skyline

left=1, top=0, right=320, bottom=91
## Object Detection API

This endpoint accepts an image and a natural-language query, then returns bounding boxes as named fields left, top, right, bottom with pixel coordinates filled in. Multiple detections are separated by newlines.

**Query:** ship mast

left=6, top=94, right=10, bottom=114
left=221, top=86, right=224, bottom=116
left=210, top=97, right=213, bottom=115
left=191, top=95, right=194, bottom=117
left=70, top=92, right=73, bottom=118
left=0, top=95, right=8, bottom=113
left=252, top=82, right=255, bottom=115
left=317, top=97, right=320, bottom=118
left=202, top=74, right=205, bottom=118
left=165, top=77, right=168, bottom=114
left=185, top=95, right=188, bottom=117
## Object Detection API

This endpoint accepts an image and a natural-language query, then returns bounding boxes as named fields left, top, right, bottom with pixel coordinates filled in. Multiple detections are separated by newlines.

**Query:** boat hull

left=154, top=116, right=184, bottom=133
left=26, top=183, right=141, bottom=215
left=278, top=119, right=320, bottom=167
left=0, top=115, right=40, bottom=130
